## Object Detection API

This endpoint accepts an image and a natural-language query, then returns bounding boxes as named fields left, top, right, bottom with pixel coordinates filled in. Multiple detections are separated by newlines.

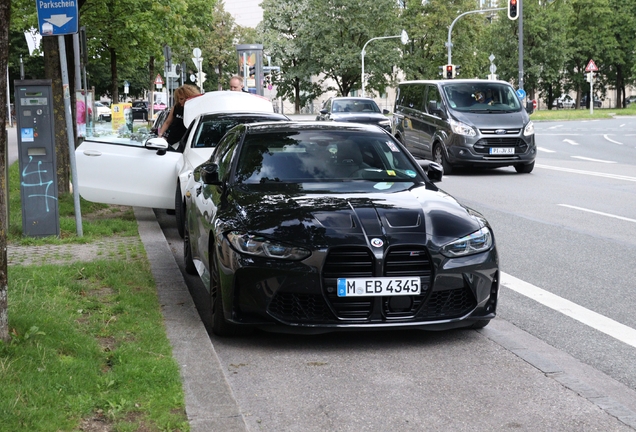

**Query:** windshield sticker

left=386, top=170, right=396, bottom=176
left=405, top=170, right=416, bottom=178
left=374, top=182, right=393, bottom=190
left=386, top=141, right=400, bottom=152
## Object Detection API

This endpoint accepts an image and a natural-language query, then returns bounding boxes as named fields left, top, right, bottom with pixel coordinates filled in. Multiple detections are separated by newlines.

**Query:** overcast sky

left=224, top=0, right=264, bottom=28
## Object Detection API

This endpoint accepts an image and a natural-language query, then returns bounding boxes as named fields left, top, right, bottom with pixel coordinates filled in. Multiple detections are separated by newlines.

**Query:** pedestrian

left=229, top=75, right=247, bottom=92
left=159, top=84, right=200, bottom=146
left=76, top=95, right=92, bottom=138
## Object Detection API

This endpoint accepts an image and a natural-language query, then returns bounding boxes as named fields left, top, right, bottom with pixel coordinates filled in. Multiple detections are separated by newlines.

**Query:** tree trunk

left=111, top=48, right=118, bottom=102
left=43, top=37, right=71, bottom=195
left=0, top=0, right=11, bottom=343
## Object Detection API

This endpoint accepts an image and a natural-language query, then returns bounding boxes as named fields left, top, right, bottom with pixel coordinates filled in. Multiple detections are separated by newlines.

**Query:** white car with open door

left=76, top=91, right=288, bottom=237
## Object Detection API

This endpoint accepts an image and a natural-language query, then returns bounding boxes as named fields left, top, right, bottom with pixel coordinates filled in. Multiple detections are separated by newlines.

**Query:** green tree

left=303, top=0, right=402, bottom=97
left=259, top=0, right=323, bottom=113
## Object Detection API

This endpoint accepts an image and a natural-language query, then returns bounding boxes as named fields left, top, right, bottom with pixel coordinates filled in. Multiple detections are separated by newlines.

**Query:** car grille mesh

left=268, top=246, right=477, bottom=324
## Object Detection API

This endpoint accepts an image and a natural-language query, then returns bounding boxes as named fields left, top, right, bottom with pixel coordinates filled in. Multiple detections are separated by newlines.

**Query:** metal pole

left=6, top=67, right=11, bottom=128
left=58, top=35, right=83, bottom=237
left=518, top=0, right=524, bottom=92
left=361, top=34, right=404, bottom=98
left=447, top=7, right=505, bottom=65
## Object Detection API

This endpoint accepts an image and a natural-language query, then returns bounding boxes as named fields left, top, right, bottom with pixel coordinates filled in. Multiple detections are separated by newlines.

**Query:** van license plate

left=337, top=277, right=420, bottom=297
left=490, top=147, right=515, bottom=155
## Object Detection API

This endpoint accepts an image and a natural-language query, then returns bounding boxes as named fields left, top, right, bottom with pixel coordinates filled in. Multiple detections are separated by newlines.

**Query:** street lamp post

left=446, top=7, right=504, bottom=65
left=361, top=30, right=408, bottom=98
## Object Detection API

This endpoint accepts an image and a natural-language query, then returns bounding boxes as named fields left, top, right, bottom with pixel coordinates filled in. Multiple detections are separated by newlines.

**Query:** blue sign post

left=36, top=0, right=79, bottom=36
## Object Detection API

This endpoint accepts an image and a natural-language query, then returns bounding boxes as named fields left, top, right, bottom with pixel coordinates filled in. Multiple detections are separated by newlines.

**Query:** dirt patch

left=83, top=205, right=135, bottom=222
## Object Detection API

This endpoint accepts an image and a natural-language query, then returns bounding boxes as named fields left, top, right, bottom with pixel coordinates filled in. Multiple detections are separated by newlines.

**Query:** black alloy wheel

left=175, top=183, right=185, bottom=238
left=433, top=144, right=453, bottom=175
left=209, top=247, right=250, bottom=337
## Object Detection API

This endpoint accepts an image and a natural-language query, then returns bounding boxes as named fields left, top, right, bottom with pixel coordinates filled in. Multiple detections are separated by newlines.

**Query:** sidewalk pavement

left=7, top=207, right=249, bottom=432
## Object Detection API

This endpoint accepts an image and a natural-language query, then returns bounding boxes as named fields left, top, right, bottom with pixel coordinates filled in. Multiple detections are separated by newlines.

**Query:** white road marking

left=501, top=272, right=636, bottom=349
left=558, top=204, right=636, bottom=224
left=570, top=156, right=617, bottom=163
left=548, top=125, right=564, bottom=129
left=563, top=139, right=579, bottom=145
left=537, top=147, right=556, bottom=153
left=536, top=164, right=636, bottom=182
left=604, top=135, right=623, bottom=145
left=619, top=124, right=626, bottom=127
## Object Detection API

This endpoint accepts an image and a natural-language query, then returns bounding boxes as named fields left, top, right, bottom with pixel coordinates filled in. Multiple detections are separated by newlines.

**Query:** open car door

left=76, top=137, right=181, bottom=210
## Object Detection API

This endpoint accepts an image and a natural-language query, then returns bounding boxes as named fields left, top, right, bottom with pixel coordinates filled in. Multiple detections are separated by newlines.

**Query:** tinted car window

left=193, top=115, right=286, bottom=148
left=235, top=130, right=422, bottom=184
left=425, top=85, right=443, bottom=114
left=397, top=84, right=426, bottom=111
left=442, top=82, right=521, bottom=112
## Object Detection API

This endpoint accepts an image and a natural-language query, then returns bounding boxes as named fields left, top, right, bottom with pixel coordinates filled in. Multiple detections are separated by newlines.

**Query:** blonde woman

left=159, top=84, right=200, bottom=145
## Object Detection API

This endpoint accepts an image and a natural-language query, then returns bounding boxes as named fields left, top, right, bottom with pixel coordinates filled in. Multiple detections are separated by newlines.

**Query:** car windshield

left=193, top=115, right=283, bottom=148
left=235, top=130, right=422, bottom=184
left=443, top=83, right=521, bottom=112
left=332, top=100, right=381, bottom=113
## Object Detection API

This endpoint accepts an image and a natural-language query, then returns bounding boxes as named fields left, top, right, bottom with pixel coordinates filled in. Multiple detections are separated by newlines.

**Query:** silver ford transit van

left=392, top=79, right=536, bottom=174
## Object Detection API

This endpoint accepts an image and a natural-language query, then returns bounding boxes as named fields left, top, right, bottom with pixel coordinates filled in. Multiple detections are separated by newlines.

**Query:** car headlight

left=379, top=119, right=391, bottom=126
left=524, top=121, right=534, bottom=136
left=449, top=119, right=476, bottom=137
left=227, top=231, right=311, bottom=260
left=441, top=227, right=493, bottom=257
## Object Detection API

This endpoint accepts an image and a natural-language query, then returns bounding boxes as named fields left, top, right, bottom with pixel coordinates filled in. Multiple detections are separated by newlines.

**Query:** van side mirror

left=525, top=101, right=534, bottom=115
left=427, top=101, right=445, bottom=118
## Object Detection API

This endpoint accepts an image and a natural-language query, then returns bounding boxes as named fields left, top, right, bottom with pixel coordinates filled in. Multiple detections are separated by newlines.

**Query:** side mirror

left=145, top=137, right=169, bottom=155
left=200, top=163, right=222, bottom=185
left=427, top=101, right=445, bottom=118
left=525, top=100, right=534, bottom=115
left=382, top=109, right=390, bottom=115
left=417, top=160, right=443, bottom=183
left=320, top=109, right=328, bottom=115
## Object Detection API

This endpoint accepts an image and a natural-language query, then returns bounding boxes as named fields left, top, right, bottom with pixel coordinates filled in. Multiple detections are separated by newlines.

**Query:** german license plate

left=489, top=147, right=514, bottom=154
left=337, top=277, right=420, bottom=297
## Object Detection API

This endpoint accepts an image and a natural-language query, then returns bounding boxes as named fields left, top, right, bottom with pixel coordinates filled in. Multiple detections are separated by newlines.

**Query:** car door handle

left=82, top=150, right=102, bottom=157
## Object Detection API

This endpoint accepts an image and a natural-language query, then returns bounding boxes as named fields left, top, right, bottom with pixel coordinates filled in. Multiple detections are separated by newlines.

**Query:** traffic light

left=445, top=64, right=455, bottom=79
left=508, top=0, right=519, bottom=20
left=439, top=65, right=444, bottom=77
left=455, top=65, right=461, bottom=77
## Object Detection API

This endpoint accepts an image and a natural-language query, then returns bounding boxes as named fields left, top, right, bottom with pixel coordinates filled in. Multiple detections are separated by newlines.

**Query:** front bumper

left=447, top=133, right=536, bottom=168
left=219, top=243, right=499, bottom=333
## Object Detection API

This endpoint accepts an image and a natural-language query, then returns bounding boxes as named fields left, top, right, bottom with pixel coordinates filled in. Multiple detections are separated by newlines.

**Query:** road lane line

left=501, top=272, right=636, bottom=349
left=548, top=125, right=564, bottom=129
left=563, top=139, right=579, bottom=145
left=536, top=164, right=636, bottom=182
left=570, top=156, right=617, bottom=163
left=558, top=204, right=636, bottom=224
left=604, top=135, right=623, bottom=145
left=537, top=147, right=556, bottom=153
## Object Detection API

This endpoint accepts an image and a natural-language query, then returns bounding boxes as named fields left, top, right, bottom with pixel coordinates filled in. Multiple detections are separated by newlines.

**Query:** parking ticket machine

left=14, top=79, right=60, bottom=237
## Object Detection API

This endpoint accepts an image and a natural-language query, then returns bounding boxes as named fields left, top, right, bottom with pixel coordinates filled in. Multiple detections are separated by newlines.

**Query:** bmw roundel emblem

left=371, top=238, right=384, bottom=248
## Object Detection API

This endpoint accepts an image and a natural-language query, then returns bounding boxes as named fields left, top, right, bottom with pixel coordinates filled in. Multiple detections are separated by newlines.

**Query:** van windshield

left=443, top=83, right=522, bottom=113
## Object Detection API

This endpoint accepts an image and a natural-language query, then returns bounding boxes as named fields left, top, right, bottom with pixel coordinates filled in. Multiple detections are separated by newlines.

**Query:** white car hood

left=183, top=91, right=273, bottom=127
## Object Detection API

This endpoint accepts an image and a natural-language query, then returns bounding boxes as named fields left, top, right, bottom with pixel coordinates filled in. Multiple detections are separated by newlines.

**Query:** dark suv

left=132, top=100, right=149, bottom=121
left=579, top=95, right=602, bottom=108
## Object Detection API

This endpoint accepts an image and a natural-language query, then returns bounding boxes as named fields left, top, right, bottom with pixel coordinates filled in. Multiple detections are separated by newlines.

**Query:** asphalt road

left=154, top=117, right=636, bottom=431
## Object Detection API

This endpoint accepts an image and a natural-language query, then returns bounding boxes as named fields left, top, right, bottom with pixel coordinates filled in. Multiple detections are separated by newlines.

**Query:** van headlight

left=441, top=227, right=493, bottom=257
left=227, top=232, right=311, bottom=260
left=524, top=121, right=534, bottom=136
left=449, top=119, right=476, bottom=137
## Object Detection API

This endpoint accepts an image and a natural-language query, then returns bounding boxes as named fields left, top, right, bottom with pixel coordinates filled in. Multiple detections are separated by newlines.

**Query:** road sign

left=516, top=88, right=526, bottom=99
left=489, top=64, right=497, bottom=74
left=36, top=0, right=78, bottom=36
left=154, top=74, right=164, bottom=85
left=585, top=59, right=598, bottom=72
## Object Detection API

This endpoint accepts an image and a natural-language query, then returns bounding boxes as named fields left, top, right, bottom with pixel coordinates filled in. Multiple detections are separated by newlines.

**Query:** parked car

left=580, top=95, right=602, bottom=108
left=94, top=101, right=112, bottom=122
left=625, top=95, right=636, bottom=106
left=316, top=97, right=391, bottom=132
left=392, top=79, right=536, bottom=175
left=182, top=121, right=499, bottom=336
left=552, top=95, right=575, bottom=109
left=132, top=100, right=149, bottom=121
left=75, top=91, right=289, bottom=239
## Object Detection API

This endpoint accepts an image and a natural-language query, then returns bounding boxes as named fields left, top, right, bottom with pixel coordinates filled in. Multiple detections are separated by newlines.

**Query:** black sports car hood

left=225, top=183, right=484, bottom=250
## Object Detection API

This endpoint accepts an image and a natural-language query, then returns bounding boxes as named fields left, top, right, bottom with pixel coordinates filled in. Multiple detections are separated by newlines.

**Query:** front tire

left=183, top=226, right=197, bottom=275
left=209, top=247, right=251, bottom=337
left=175, top=183, right=185, bottom=238
left=514, top=161, right=534, bottom=174
left=433, top=144, right=453, bottom=175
